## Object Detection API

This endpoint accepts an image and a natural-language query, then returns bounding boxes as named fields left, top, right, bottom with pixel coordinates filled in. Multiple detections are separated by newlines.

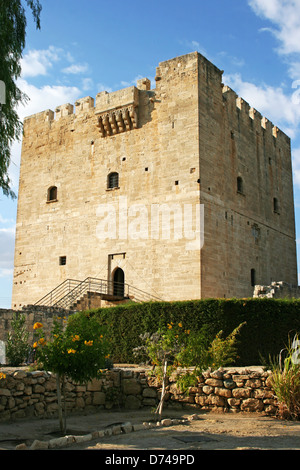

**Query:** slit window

left=237, top=177, right=244, bottom=194
left=273, top=197, right=279, bottom=213
left=47, top=186, right=57, bottom=202
left=107, top=172, right=119, bottom=189
left=251, top=268, right=256, bottom=287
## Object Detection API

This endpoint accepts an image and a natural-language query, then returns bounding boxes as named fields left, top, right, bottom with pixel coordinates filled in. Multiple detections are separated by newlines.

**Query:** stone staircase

left=34, top=277, right=162, bottom=311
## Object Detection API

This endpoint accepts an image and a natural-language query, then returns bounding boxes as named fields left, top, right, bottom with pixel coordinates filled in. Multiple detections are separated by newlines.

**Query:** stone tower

left=12, top=52, right=297, bottom=309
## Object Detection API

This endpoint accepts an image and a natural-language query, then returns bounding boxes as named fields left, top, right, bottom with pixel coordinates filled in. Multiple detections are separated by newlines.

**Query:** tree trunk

left=56, top=373, right=66, bottom=435
left=156, top=359, right=168, bottom=420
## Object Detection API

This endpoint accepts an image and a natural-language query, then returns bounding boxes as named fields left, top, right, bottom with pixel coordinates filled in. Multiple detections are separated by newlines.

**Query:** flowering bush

left=33, top=312, right=110, bottom=434
left=33, top=313, right=110, bottom=383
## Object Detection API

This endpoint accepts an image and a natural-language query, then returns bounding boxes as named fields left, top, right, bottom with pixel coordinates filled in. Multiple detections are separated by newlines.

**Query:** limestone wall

left=11, top=51, right=297, bottom=308
left=0, top=307, right=73, bottom=346
left=0, top=367, right=277, bottom=422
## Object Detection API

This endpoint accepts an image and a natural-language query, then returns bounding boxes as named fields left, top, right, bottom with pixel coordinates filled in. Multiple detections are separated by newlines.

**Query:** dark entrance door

left=113, top=268, right=125, bottom=297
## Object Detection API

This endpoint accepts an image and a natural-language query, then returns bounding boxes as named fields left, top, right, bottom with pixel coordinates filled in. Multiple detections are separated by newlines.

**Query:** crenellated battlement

left=222, top=85, right=288, bottom=141
left=23, top=78, right=152, bottom=138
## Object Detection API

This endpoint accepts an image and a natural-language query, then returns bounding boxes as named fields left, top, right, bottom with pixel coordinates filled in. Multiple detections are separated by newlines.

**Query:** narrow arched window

left=107, top=172, right=119, bottom=189
left=47, top=186, right=57, bottom=202
left=237, top=176, right=243, bottom=194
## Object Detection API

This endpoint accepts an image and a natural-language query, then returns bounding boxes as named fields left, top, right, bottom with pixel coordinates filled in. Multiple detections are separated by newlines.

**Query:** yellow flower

left=100, top=335, right=103, bottom=339
left=33, top=342, right=38, bottom=348
left=72, top=335, right=80, bottom=342
left=67, top=349, right=76, bottom=354
left=0, top=372, right=6, bottom=380
left=38, top=337, right=46, bottom=345
left=178, top=322, right=182, bottom=328
left=185, top=329, right=190, bottom=335
left=105, top=354, right=110, bottom=359
left=84, top=340, right=93, bottom=346
left=33, top=322, right=43, bottom=330
left=167, top=324, right=172, bottom=329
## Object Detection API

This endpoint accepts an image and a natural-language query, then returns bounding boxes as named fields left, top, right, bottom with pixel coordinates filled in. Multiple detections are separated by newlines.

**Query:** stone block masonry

left=12, top=51, right=298, bottom=309
left=0, top=306, right=74, bottom=347
left=0, top=366, right=278, bottom=423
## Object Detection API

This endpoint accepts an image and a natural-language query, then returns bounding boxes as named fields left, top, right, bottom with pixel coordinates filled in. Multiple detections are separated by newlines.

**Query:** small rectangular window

left=59, top=256, right=67, bottom=266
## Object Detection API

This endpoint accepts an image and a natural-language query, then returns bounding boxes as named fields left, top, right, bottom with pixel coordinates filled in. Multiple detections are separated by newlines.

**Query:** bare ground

left=1, top=408, right=300, bottom=451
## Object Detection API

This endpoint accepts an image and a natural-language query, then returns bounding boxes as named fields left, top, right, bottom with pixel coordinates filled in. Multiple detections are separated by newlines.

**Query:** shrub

left=6, top=313, right=30, bottom=366
left=90, top=298, right=300, bottom=365
left=270, top=334, right=300, bottom=420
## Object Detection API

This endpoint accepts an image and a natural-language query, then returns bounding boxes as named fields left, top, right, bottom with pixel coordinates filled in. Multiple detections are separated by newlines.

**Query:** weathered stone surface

left=93, top=391, right=106, bottom=405
left=30, top=439, right=49, bottom=450
left=122, top=378, right=142, bottom=395
left=9, top=52, right=297, bottom=311
left=232, top=388, right=252, bottom=399
left=0, top=367, right=279, bottom=421
left=205, top=378, right=223, bottom=387
left=240, top=398, right=264, bottom=412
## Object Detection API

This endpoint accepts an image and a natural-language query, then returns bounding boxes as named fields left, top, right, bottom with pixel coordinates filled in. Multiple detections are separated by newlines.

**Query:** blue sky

left=1, top=0, right=300, bottom=307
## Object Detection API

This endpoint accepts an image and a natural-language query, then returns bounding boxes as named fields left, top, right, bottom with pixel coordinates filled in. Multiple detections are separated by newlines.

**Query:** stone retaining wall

left=0, top=366, right=277, bottom=422
left=0, top=306, right=73, bottom=347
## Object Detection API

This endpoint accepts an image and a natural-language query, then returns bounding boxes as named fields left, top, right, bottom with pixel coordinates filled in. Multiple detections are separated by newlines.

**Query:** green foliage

left=176, top=322, right=245, bottom=392
left=270, top=334, right=300, bottom=420
left=90, top=298, right=300, bottom=366
left=33, top=313, right=110, bottom=383
left=6, top=313, right=30, bottom=366
left=0, top=0, right=42, bottom=197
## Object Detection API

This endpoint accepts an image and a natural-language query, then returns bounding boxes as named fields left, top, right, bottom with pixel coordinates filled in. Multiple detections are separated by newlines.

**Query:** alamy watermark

left=96, top=196, right=204, bottom=250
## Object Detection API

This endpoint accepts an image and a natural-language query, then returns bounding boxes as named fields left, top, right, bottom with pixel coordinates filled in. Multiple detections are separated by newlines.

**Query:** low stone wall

left=0, top=366, right=277, bottom=422
left=0, top=306, right=73, bottom=347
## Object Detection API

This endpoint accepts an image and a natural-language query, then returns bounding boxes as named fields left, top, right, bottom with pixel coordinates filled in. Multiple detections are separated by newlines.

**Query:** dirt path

left=66, top=412, right=300, bottom=451
left=1, top=409, right=299, bottom=451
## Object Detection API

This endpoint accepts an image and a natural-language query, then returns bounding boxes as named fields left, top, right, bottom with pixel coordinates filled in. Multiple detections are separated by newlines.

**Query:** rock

left=205, top=378, right=223, bottom=387
left=240, top=398, right=264, bottom=412
left=224, top=379, right=236, bottom=389
left=30, top=439, right=49, bottom=450
left=49, top=436, right=69, bottom=448
left=122, top=378, right=142, bottom=395
left=232, top=388, right=251, bottom=399
left=142, top=387, right=157, bottom=398
left=74, top=433, right=93, bottom=443
left=15, top=442, right=28, bottom=450
left=124, top=395, right=141, bottom=409
left=93, top=391, right=106, bottom=405
left=161, top=418, right=172, bottom=426
left=121, top=422, right=133, bottom=433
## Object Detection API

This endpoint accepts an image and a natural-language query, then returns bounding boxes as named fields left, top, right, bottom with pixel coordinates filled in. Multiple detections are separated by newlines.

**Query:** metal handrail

left=35, top=277, right=162, bottom=309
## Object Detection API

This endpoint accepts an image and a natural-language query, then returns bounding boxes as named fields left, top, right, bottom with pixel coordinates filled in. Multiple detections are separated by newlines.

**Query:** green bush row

left=85, top=298, right=300, bottom=366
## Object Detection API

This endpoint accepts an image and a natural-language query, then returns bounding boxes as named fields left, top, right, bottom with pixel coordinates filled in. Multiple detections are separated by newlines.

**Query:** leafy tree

left=0, top=0, right=42, bottom=198
left=33, top=313, right=110, bottom=434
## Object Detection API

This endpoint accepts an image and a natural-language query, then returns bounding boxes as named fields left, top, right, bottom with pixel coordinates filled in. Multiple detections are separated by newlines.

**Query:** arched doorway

left=113, top=267, right=125, bottom=297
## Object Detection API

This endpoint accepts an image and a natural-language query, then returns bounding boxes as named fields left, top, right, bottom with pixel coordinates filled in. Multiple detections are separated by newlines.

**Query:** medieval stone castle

left=11, top=52, right=298, bottom=309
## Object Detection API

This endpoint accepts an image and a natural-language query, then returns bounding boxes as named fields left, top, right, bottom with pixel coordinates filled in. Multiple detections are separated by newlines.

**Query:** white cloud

left=62, top=63, right=89, bottom=74
left=20, top=46, right=63, bottom=77
left=224, top=73, right=300, bottom=136
left=248, top=0, right=300, bottom=55
left=291, top=147, right=300, bottom=188
left=17, top=78, right=80, bottom=120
